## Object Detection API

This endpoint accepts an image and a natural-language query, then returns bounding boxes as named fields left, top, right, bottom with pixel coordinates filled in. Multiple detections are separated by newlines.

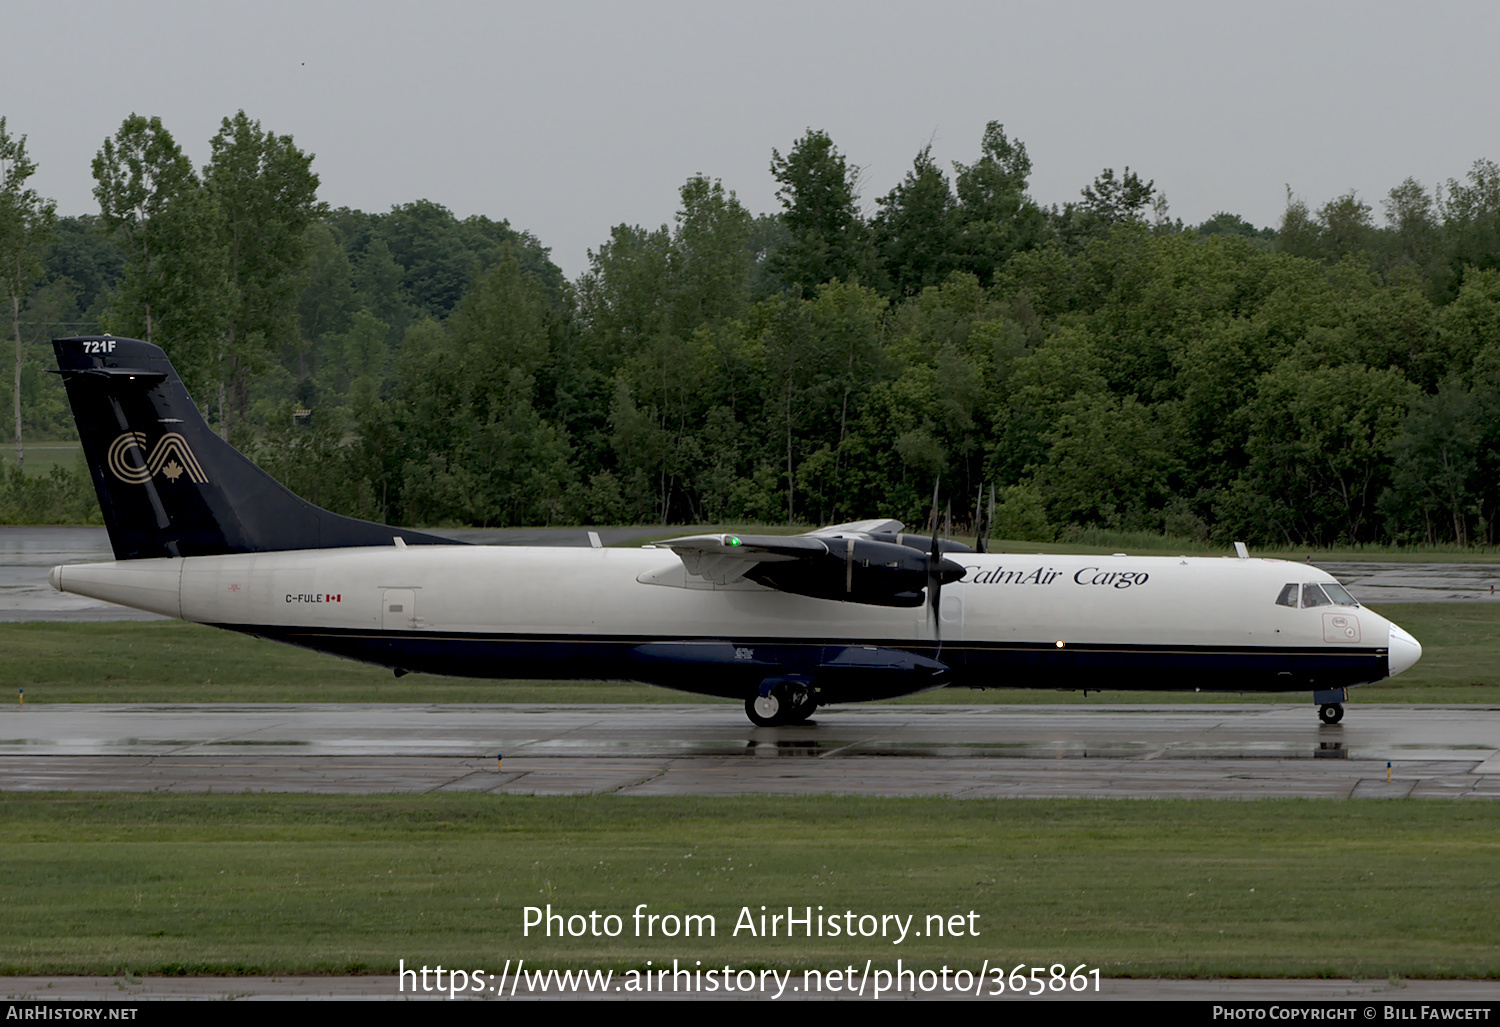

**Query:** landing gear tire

left=1318, top=702, right=1345, bottom=725
left=785, top=689, right=818, bottom=724
left=745, top=682, right=817, bottom=727
left=746, top=692, right=783, bottom=727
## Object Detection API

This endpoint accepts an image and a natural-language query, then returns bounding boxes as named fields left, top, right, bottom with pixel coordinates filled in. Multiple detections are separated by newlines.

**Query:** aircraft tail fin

left=53, top=336, right=460, bottom=560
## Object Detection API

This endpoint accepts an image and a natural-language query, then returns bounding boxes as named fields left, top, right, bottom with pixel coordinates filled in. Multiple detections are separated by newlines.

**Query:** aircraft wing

left=657, top=528, right=964, bottom=607
left=657, top=534, right=827, bottom=585
left=803, top=518, right=904, bottom=537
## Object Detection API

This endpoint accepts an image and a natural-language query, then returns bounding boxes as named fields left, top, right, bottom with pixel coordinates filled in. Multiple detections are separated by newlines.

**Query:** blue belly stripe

left=215, top=623, right=1390, bottom=702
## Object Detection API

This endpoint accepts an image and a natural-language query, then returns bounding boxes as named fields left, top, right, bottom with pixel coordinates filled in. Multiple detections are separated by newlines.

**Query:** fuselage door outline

left=383, top=588, right=417, bottom=631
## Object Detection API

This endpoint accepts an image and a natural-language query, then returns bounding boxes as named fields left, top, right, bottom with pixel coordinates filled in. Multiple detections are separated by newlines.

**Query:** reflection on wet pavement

left=2, top=703, right=1497, bottom=798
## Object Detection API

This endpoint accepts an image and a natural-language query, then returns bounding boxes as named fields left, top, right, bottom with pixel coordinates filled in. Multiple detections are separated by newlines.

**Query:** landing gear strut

left=745, top=679, right=817, bottom=726
left=1318, top=702, right=1345, bottom=725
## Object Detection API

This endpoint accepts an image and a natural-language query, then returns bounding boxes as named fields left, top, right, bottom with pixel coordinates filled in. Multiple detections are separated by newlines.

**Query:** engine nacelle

left=863, top=532, right=974, bottom=556
left=745, top=538, right=964, bottom=607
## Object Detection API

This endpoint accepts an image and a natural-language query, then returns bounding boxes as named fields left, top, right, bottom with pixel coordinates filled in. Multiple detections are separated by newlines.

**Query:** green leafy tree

left=760, top=279, right=893, bottom=522
left=329, top=202, right=563, bottom=342
left=204, top=110, right=323, bottom=438
left=667, top=175, right=754, bottom=332
left=768, top=130, right=871, bottom=292
left=1234, top=362, right=1416, bottom=544
left=993, top=324, right=1108, bottom=484
left=1035, top=393, right=1177, bottom=530
left=1051, top=167, right=1156, bottom=251
left=353, top=235, right=413, bottom=340
left=1081, top=167, right=1155, bottom=224
left=607, top=377, right=673, bottom=522
left=0, top=118, right=56, bottom=469
left=578, top=223, right=672, bottom=363
left=872, top=145, right=957, bottom=298
left=447, top=247, right=554, bottom=379
left=1276, top=187, right=1322, bottom=260
left=951, top=122, right=1049, bottom=285
left=760, top=293, right=819, bottom=520
left=1278, top=188, right=1376, bottom=264
left=315, top=309, right=391, bottom=404
left=1382, top=178, right=1440, bottom=274
left=92, top=114, right=226, bottom=399
left=1385, top=382, right=1481, bottom=544
left=1316, top=191, right=1376, bottom=261
left=576, top=177, right=760, bottom=521
left=1196, top=212, right=1275, bottom=248
left=298, top=223, right=359, bottom=351
left=1436, top=159, right=1500, bottom=298
left=1436, top=268, right=1500, bottom=376
left=1469, top=341, right=1500, bottom=543
left=44, top=215, right=125, bottom=327
left=876, top=272, right=996, bottom=503
left=379, top=200, right=486, bottom=319
left=383, top=253, right=575, bottom=526
left=573, top=222, right=673, bottom=507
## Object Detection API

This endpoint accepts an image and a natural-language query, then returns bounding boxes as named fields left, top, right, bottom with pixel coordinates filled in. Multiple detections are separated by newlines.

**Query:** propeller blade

left=974, top=485, right=986, bottom=554
left=927, top=482, right=943, bottom=653
left=987, top=484, right=995, bottom=552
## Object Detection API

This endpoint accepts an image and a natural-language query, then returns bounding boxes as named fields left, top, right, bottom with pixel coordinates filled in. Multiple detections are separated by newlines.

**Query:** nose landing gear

left=1313, top=686, right=1348, bottom=726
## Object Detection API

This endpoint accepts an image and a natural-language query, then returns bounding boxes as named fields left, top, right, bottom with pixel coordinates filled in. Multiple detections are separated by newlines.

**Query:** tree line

left=3, top=113, right=1500, bottom=546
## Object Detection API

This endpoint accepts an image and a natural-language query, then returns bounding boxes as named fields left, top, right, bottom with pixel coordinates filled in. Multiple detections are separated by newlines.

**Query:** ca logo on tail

left=107, top=432, right=208, bottom=484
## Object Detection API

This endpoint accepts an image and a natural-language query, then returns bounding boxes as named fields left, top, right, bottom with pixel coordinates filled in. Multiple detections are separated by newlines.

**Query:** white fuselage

left=51, top=545, right=1420, bottom=698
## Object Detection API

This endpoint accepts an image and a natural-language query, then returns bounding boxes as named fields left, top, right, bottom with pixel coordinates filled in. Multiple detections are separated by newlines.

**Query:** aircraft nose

left=48, top=565, right=62, bottom=592
left=1388, top=623, right=1422, bottom=678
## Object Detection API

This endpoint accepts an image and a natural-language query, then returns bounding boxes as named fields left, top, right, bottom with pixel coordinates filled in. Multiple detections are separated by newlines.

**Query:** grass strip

left=0, top=794, right=1494, bottom=979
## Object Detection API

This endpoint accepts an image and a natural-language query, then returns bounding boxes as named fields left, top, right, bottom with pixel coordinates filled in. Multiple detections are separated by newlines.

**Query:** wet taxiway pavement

left=1317, top=561, right=1500, bottom=603
left=0, top=527, right=159, bottom=621
left=3, top=703, right=1496, bottom=798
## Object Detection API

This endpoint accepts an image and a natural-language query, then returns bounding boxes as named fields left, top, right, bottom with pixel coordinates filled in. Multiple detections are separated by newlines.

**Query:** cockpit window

left=1321, top=582, right=1359, bottom=607
left=1275, top=583, right=1299, bottom=607
left=1300, top=583, right=1332, bottom=608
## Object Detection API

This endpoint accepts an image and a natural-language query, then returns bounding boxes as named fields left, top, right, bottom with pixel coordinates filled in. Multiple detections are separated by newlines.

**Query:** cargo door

left=382, top=588, right=416, bottom=631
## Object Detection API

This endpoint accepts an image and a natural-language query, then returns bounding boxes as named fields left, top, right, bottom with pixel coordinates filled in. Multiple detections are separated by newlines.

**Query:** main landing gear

left=1318, top=703, right=1345, bottom=725
left=745, top=679, right=818, bottom=727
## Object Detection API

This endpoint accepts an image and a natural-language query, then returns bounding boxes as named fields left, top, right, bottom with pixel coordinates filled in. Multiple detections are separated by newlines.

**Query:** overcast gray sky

left=7, top=1, right=1499, bottom=278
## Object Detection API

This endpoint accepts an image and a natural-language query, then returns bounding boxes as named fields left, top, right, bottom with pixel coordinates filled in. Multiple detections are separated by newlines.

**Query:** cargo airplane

left=48, top=336, right=1421, bottom=726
